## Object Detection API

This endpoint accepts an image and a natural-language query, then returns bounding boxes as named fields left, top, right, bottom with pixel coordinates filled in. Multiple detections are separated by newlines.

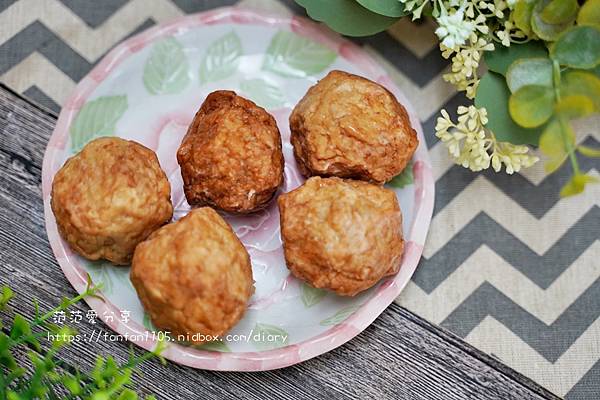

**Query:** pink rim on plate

left=41, top=6, right=434, bottom=371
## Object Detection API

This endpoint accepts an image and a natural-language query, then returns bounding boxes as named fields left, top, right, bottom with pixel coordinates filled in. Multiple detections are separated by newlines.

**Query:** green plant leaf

left=320, top=305, right=360, bottom=326
left=560, top=70, right=600, bottom=110
left=199, top=31, right=242, bottom=84
left=555, top=95, right=596, bottom=118
left=506, top=57, right=553, bottom=93
left=196, top=340, right=231, bottom=352
left=0, top=332, right=9, bottom=349
left=541, top=0, right=579, bottom=24
left=387, top=161, right=414, bottom=188
left=509, top=85, right=554, bottom=128
left=10, top=314, right=31, bottom=340
left=300, top=282, right=327, bottom=307
left=143, top=37, right=190, bottom=95
left=539, top=119, right=574, bottom=173
left=484, top=41, right=548, bottom=76
left=262, top=30, right=336, bottom=78
left=0, top=286, right=14, bottom=309
left=62, top=375, right=82, bottom=395
left=475, top=72, right=544, bottom=145
left=295, top=0, right=399, bottom=36
left=577, top=0, right=600, bottom=26
left=531, top=0, right=574, bottom=41
left=550, top=25, right=600, bottom=69
left=578, top=145, right=600, bottom=157
left=70, top=95, right=127, bottom=153
left=51, top=325, right=77, bottom=349
left=560, top=173, right=599, bottom=196
left=355, top=0, right=408, bottom=17
left=514, top=0, right=537, bottom=35
left=117, top=389, right=138, bottom=400
left=239, top=78, right=285, bottom=108
left=251, top=323, right=289, bottom=351
left=0, top=332, right=18, bottom=371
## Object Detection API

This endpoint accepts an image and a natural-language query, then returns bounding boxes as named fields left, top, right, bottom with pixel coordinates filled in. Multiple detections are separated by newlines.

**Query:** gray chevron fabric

left=1, top=0, right=599, bottom=398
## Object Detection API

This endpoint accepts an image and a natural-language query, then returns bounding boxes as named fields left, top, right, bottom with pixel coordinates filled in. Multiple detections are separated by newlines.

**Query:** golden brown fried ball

left=177, top=91, right=284, bottom=213
left=51, top=137, right=173, bottom=265
left=278, top=177, right=404, bottom=296
left=130, top=208, right=254, bottom=344
left=290, top=70, right=418, bottom=184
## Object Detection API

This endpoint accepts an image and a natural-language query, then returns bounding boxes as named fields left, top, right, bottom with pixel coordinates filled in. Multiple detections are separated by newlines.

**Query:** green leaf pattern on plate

left=85, top=260, right=133, bottom=296
left=143, top=37, right=190, bottom=95
left=239, top=78, right=285, bottom=108
left=251, top=323, right=289, bottom=351
left=320, top=305, right=360, bottom=326
left=143, top=313, right=157, bottom=332
left=196, top=340, right=231, bottom=352
left=262, top=31, right=336, bottom=78
left=387, top=161, right=414, bottom=188
left=199, top=31, right=242, bottom=84
left=300, top=282, right=327, bottom=308
left=70, top=95, right=127, bottom=153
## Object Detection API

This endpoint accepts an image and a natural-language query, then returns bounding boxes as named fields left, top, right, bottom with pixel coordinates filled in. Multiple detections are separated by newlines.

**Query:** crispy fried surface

left=289, top=70, right=418, bottom=184
left=51, top=137, right=173, bottom=265
left=177, top=91, right=284, bottom=213
left=130, top=208, right=254, bottom=343
left=278, top=177, right=404, bottom=296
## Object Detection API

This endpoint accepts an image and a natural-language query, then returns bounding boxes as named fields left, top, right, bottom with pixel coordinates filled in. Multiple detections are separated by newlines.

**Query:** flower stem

left=552, top=59, right=580, bottom=175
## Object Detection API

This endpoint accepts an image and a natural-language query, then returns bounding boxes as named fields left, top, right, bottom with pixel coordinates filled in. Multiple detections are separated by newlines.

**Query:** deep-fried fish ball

left=177, top=90, right=284, bottom=213
left=290, top=70, right=418, bottom=184
left=278, top=177, right=404, bottom=296
left=51, top=137, right=173, bottom=265
left=130, top=207, right=254, bottom=344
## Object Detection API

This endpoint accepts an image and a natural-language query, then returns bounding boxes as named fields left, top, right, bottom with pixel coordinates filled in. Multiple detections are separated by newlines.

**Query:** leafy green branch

left=506, top=17, right=600, bottom=195
left=0, top=278, right=163, bottom=400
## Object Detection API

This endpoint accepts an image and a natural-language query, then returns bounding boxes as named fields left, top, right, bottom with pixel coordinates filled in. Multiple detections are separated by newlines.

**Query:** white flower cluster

left=436, top=106, right=539, bottom=173
left=435, top=9, right=475, bottom=49
left=441, top=33, right=494, bottom=98
left=399, top=0, right=526, bottom=97
left=399, top=0, right=537, bottom=173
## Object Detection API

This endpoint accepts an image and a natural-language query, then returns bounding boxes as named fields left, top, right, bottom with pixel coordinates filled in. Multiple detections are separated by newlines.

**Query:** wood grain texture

left=0, top=84, right=561, bottom=400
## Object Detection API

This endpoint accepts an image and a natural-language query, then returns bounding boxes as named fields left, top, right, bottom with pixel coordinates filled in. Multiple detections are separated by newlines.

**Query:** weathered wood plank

left=0, top=84, right=561, bottom=400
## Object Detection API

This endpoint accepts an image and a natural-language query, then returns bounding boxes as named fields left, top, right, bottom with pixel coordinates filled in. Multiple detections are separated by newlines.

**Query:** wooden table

left=0, top=84, right=561, bottom=399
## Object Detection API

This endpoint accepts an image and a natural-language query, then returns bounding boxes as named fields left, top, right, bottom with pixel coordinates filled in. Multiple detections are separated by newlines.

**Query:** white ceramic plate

left=42, top=6, right=434, bottom=371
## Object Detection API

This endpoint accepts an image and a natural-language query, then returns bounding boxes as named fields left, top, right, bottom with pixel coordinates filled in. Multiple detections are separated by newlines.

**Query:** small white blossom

left=441, top=34, right=494, bottom=99
left=435, top=9, right=475, bottom=49
left=435, top=106, right=539, bottom=173
left=398, top=0, right=430, bottom=20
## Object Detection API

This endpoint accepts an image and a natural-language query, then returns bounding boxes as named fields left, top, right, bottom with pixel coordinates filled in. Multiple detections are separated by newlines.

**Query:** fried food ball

left=51, top=137, right=173, bottom=265
left=289, top=70, right=418, bottom=184
left=131, top=207, right=254, bottom=344
left=177, top=90, right=284, bottom=213
left=278, top=177, right=404, bottom=296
